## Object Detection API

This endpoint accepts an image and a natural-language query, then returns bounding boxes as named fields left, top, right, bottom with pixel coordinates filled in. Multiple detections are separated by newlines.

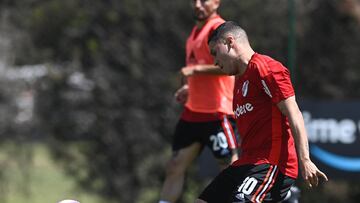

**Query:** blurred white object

left=58, top=200, right=80, bottom=203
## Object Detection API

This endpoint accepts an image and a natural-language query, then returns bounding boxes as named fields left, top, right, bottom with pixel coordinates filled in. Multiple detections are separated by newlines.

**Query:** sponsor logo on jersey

left=234, top=103, right=254, bottom=118
left=261, top=80, right=272, bottom=98
left=242, top=80, right=249, bottom=97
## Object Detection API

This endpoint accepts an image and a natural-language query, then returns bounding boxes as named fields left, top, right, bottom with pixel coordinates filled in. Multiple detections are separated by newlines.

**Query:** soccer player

left=158, top=1, right=239, bottom=203
left=195, top=21, right=328, bottom=203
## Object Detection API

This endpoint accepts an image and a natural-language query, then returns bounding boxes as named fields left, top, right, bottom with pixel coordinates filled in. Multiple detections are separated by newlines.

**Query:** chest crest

left=241, top=80, right=249, bottom=97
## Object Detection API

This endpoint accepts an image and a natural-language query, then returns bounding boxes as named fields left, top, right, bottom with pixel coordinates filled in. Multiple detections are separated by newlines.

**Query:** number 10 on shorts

left=237, top=176, right=258, bottom=196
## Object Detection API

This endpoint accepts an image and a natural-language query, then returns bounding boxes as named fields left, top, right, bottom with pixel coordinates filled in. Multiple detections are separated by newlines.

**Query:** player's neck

left=236, top=50, right=255, bottom=76
left=236, top=64, right=247, bottom=77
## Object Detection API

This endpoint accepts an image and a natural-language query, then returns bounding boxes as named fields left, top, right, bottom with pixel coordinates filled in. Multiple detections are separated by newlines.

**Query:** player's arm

left=277, top=96, right=328, bottom=188
left=176, top=64, right=224, bottom=103
left=174, top=84, right=188, bottom=105
left=181, top=64, right=227, bottom=77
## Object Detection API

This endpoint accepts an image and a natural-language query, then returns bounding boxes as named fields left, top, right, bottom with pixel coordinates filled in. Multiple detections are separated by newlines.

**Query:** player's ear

left=213, top=0, right=220, bottom=9
left=225, top=36, right=235, bottom=51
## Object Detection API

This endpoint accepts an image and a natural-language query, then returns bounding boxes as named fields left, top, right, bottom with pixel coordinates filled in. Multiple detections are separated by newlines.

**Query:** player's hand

left=300, top=159, right=328, bottom=188
left=181, top=66, right=196, bottom=77
left=174, top=84, right=189, bottom=104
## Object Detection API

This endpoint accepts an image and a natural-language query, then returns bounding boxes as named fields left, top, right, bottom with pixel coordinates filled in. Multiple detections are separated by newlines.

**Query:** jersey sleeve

left=257, top=61, right=295, bottom=104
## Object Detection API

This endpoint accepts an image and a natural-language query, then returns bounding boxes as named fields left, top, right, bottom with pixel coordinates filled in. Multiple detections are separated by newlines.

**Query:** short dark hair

left=208, top=21, right=248, bottom=44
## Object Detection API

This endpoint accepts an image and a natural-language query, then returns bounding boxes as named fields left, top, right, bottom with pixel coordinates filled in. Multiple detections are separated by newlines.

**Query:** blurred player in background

left=158, top=0, right=239, bottom=203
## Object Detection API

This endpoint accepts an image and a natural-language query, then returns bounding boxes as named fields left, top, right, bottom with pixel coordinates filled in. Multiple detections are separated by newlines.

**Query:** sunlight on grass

left=0, top=142, right=108, bottom=203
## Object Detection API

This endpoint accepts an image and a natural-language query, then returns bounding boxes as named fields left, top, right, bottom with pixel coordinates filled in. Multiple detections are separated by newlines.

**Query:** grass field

left=0, top=142, right=109, bottom=203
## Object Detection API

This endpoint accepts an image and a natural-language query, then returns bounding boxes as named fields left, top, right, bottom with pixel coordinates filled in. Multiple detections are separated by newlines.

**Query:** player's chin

left=225, top=69, right=237, bottom=76
left=223, top=71, right=233, bottom=76
left=219, top=66, right=227, bottom=73
left=220, top=67, right=232, bottom=75
left=194, top=13, right=206, bottom=21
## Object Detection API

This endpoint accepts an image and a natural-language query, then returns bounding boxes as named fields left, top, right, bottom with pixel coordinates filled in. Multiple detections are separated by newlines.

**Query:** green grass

left=0, top=142, right=109, bottom=203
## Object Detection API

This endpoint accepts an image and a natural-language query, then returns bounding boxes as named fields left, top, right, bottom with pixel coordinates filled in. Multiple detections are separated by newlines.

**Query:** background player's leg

left=212, top=117, right=239, bottom=170
left=159, top=142, right=202, bottom=203
left=215, top=152, right=235, bottom=170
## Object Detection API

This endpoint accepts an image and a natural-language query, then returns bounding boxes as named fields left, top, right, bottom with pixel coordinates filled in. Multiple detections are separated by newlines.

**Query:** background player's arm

left=173, top=68, right=189, bottom=105
left=277, top=96, right=328, bottom=188
left=175, top=64, right=225, bottom=103
left=174, top=84, right=188, bottom=105
left=181, top=64, right=227, bottom=76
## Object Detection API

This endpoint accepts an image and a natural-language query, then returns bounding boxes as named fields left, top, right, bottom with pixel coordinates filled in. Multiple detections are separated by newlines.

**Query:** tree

left=2, top=0, right=360, bottom=202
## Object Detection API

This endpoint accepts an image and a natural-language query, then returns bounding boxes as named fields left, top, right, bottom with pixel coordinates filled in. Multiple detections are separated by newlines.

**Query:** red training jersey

left=231, top=53, right=298, bottom=179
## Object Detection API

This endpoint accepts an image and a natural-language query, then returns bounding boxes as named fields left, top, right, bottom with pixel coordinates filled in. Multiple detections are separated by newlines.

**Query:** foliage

left=1, top=0, right=360, bottom=202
